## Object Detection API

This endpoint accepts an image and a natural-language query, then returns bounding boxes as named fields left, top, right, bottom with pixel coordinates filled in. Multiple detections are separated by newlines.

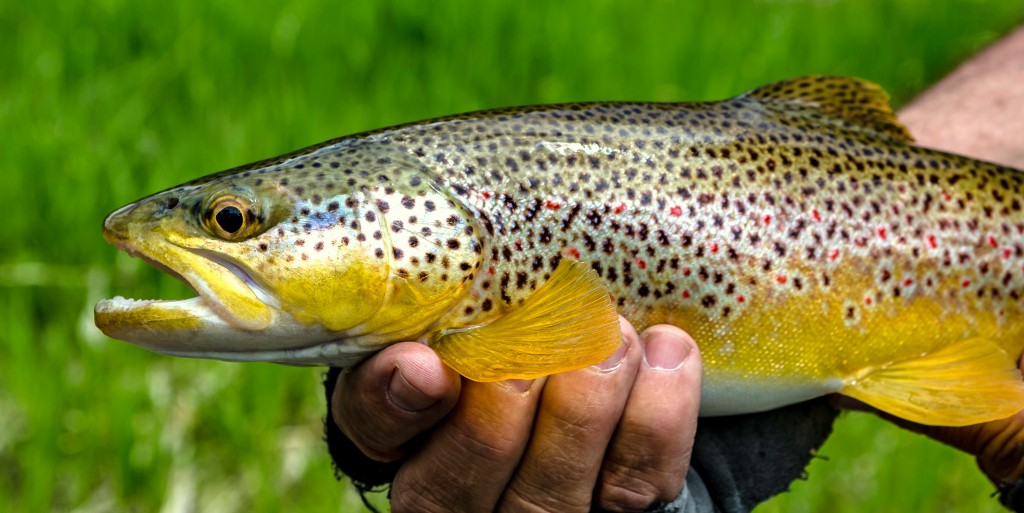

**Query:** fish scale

left=95, top=76, right=1024, bottom=426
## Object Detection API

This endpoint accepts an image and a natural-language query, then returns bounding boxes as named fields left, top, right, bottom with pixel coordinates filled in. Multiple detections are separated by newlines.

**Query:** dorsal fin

left=744, top=76, right=913, bottom=142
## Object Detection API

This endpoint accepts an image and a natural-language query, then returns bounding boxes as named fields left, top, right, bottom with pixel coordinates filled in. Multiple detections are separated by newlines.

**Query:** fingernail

left=593, top=339, right=630, bottom=372
left=495, top=378, right=535, bottom=395
left=388, top=368, right=439, bottom=412
left=643, top=333, right=692, bottom=371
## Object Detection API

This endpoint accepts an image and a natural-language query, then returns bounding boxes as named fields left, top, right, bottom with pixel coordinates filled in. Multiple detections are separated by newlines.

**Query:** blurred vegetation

left=1, top=0, right=1022, bottom=511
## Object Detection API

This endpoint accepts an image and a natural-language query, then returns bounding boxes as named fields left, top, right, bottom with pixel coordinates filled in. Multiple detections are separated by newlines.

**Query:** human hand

left=330, top=317, right=702, bottom=512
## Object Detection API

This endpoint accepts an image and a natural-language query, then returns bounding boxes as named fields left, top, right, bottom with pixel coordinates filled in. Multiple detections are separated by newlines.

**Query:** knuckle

left=446, top=420, right=521, bottom=465
left=502, top=482, right=591, bottom=513
left=597, top=469, right=663, bottom=512
left=598, top=456, right=684, bottom=512
left=391, top=480, right=452, bottom=513
left=550, top=403, right=608, bottom=442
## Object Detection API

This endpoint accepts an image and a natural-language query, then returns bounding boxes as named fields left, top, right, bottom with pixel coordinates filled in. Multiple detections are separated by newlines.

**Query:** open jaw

left=95, top=240, right=279, bottom=353
left=94, top=241, right=378, bottom=366
left=94, top=232, right=394, bottom=368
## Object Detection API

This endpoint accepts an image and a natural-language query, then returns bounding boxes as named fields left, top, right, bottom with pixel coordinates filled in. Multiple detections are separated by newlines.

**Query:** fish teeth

left=98, top=296, right=161, bottom=309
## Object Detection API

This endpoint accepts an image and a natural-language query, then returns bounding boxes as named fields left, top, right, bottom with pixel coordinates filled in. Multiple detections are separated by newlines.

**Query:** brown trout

left=95, top=76, right=1024, bottom=427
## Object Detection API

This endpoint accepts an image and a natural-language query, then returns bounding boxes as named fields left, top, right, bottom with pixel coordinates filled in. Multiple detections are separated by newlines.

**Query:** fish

left=95, top=76, right=1024, bottom=427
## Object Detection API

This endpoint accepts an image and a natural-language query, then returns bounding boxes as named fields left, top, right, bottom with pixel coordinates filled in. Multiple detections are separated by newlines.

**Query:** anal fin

left=842, top=338, right=1024, bottom=426
left=431, top=259, right=620, bottom=381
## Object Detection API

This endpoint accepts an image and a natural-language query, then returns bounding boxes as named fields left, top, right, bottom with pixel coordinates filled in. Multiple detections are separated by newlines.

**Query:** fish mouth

left=94, top=222, right=379, bottom=366
left=95, top=234, right=275, bottom=348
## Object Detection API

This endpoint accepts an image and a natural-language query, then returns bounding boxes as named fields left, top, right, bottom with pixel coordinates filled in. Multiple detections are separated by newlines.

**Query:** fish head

left=95, top=146, right=484, bottom=365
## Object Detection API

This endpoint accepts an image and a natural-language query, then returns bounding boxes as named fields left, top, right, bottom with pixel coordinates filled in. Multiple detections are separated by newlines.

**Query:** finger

left=390, top=377, right=545, bottom=513
left=597, top=325, right=702, bottom=512
left=499, top=317, right=643, bottom=512
left=332, top=342, right=461, bottom=462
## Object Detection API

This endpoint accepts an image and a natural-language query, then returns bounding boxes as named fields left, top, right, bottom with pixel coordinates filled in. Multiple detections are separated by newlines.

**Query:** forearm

left=899, top=26, right=1024, bottom=169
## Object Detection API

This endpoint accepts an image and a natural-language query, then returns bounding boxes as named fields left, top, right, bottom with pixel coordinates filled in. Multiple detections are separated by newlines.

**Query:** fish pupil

left=216, top=206, right=244, bottom=233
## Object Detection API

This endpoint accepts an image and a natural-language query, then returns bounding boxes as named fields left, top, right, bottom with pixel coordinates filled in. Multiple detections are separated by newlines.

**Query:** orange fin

left=431, top=259, right=620, bottom=382
left=842, top=338, right=1024, bottom=426
left=744, top=76, right=913, bottom=142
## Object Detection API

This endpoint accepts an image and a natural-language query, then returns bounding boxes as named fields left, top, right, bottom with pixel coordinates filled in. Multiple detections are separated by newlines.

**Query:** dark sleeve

left=324, top=367, right=838, bottom=512
left=323, top=367, right=403, bottom=492
left=998, top=479, right=1024, bottom=512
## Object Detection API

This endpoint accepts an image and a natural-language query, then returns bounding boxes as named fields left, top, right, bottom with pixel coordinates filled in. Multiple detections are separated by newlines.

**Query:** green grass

left=2, top=0, right=1022, bottom=511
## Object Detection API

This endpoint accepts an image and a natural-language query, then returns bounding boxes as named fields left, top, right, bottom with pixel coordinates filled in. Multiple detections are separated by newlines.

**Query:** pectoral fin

left=431, top=259, right=620, bottom=381
left=842, top=338, right=1024, bottom=426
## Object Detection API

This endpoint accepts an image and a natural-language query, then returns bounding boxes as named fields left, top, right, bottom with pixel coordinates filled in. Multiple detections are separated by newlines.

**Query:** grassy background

left=2, top=0, right=1023, bottom=511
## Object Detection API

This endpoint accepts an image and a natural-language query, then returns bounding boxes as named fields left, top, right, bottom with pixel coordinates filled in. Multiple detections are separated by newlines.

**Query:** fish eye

left=216, top=205, right=244, bottom=233
left=205, top=195, right=258, bottom=240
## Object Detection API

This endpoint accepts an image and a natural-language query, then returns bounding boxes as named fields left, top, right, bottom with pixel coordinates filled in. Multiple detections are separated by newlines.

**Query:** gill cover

left=172, top=150, right=486, bottom=344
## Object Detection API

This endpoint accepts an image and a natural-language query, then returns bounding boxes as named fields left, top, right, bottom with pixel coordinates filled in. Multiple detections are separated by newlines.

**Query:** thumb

left=332, top=342, right=461, bottom=462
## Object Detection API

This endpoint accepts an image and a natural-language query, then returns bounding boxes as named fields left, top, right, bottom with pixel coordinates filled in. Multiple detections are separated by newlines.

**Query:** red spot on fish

left=709, top=242, right=719, bottom=253
left=682, top=290, right=691, bottom=299
left=776, top=275, right=788, bottom=285
left=481, top=191, right=493, bottom=200
left=988, top=235, right=998, bottom=248
left=962, top=279, right=972, bottom=288
left=1004, top=248, right=1013, bottom=260
left=942, top=191, right=952, bottom=202
left=812, top=209, right=821, bottom=222
left=670, top=205, right=683, bottom=217
left=683, top=267, right=692, bottom=277
left=737, top=294, right=745, bottom=303
left=763, top=214, right=772, bottom=226
left=488, top=266, right=496, bottom=275
left=865, top=297, right=873, bottom=305
left=514, top=239, right=523, bottom=251
left=636, top=258, right=647, bottom=269
left=614, top=202, right=626, bottom=214
left=891, top=205, right=900, bottom=216
left=927, top=235, right=937, bottom=249
left=829, top=249, right=840, bottom=261
left=877, top=227, right=887, bottom=240
left=903, top=278, right=913, bottom=287
left=567, top=247, right=581, bottom=259
left=545, top=200, right=561, bottom=210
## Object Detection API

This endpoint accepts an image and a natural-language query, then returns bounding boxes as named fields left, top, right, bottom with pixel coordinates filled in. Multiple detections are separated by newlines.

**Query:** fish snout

left=102, top=202, right=138, bottom=245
